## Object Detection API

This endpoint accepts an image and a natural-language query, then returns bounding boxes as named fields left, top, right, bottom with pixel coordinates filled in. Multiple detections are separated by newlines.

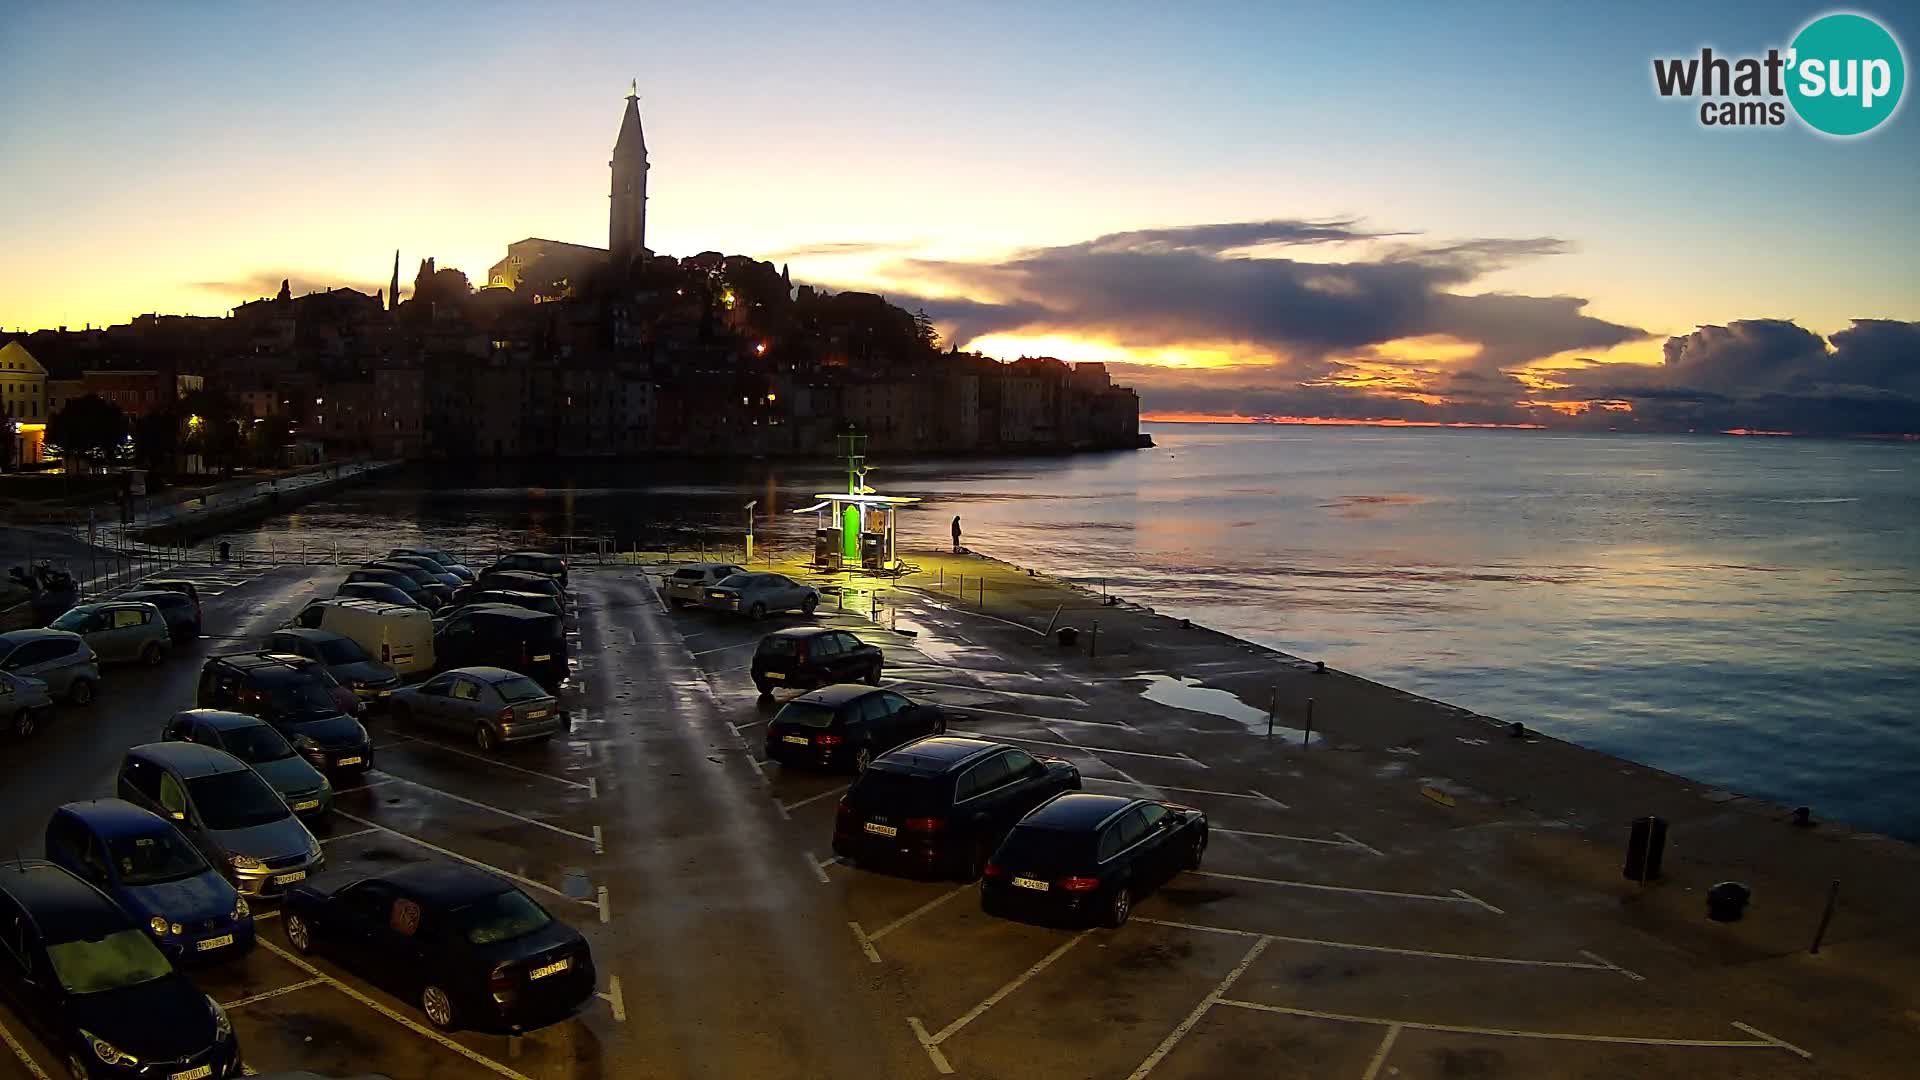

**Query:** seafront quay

left=0, top=543, right=1912, bottom=1077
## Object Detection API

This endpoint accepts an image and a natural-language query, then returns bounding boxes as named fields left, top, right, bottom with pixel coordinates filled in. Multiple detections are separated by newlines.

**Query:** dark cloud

left=191, top=271, right=384, bottom=301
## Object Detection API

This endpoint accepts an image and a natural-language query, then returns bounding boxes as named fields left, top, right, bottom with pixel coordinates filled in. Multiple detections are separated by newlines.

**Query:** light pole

left=744, top=500, right=757, bottom=562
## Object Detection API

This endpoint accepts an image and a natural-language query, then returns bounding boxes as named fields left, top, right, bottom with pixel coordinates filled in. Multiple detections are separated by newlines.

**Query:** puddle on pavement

left=1133, top=674, right=1326, bottom=743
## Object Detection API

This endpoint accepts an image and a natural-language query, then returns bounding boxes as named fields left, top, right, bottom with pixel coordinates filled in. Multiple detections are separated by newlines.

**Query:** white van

left=285, top=598, right=435, bottom=677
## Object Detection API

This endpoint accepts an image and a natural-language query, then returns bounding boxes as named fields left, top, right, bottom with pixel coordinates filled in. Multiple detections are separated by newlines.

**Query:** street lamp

left=744, top=500, right=757, bottom=562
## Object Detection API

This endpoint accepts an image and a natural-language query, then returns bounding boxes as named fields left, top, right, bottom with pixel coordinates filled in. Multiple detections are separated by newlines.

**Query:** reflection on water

left=224, top=426, right=1920, bottom=839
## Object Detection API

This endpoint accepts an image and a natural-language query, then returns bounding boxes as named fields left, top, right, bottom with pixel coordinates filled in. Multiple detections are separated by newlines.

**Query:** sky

left=2, top=0, right=1916, bottom=430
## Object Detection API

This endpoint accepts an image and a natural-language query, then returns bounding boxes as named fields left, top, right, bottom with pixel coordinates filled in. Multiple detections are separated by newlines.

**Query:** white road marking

left=928, top=930, right=1091, bottom=1044
left=907, top=1016, right=954, bottom=1074
left=1191, top=870, right=1503, bottom=910
left=332, top=810, right=594, bottom=909
left=320, top=827, right=381, bottom=845
left=0, top=1013, right=50, bottom=1080
left=376, top=734, right=591, bottom=791
left=691, top=642, right=756, bottom=656
left=1335, top=831, right=1385, bottom=856
left=1450, top=888, right=1507, bottom=915
left=368, top=770, right=597, bottom=844
left=596, top=976, right=628, bottom=1022
left=887, top=678, right=1090, bottom=706
left=805, top=850, right=831, bottom=884
left=947, top=729, right=1207, bottom=765
left=332, top=777, right=394, bottom=795
left=1212, top=827, right=1356, bottom=848
left=1249, top=788, right=1290, bottom=810
left=1730, top=1021, right=1812, bottom=1059
left=1082, top=777, right=1279, bottom=801
left=1361, top=1023, right=1402, bottom=1080
left=258, top=937, right=537, bottom=1080
left=222, top=977, right=325, bottom=1009
left=935, top=702, right=1136, bottom=730
left=598, top=885, right=610, bottom=923
left=781, top=785, right=850, bottom=814
left=870, top=885, right=970, bottom=941
left=588, top=776, right=598, bottom=799
left=1127, top=936, right=1271, bottom=1080
left=592, top=825, right=604, bottom=854
left=1216, top=1000, right=1809, bottom=1056
left=1133, top=917, right=1617, bottom=972
left=1577, top=949, right=1645, bottom=981
left=849, top=921, right=883, bottom=963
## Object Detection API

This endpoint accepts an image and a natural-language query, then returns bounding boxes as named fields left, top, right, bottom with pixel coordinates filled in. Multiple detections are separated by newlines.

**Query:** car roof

left=0, top=628, right=81, bottom=645
left=1019, top=792, right=1137, bottom=831
left=122, top=590, right=189, bottom=603
left=271, top=627, right=349, bottom=643
left=767, top=626, right=836, bottom=640
left=458, top=603, right=551, bottom=621
left=54, top=797, right=173, bottom=837
left=504, top=551, right=562, bottom=560
left=0, top=860, right=129, bottom=940
left=792, top=684, right=882, bottom=707
left=173, top=708, right=270, bottom=732
left=483, top=569, right=553, bottom=581
left=317, top=597, right=418, bottom=614
left=125, top=740, right=249, bottom=778
left=873, top=736, right=1001, bottom=774
left=210, top=651, right=313, bottom=672
left=472, top=589, right=549, bottom=600
left=144, top=578, right=195, bottom=587
left=444, top=666, right=527, bottom=683
left=377, top=861, right=514, bottom=905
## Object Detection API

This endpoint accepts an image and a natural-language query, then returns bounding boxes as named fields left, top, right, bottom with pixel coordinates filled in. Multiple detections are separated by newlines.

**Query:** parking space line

left=222, top=977, right=325, bottom=1009
left=1450, top=888, right=1506, bottom=915
left=375, top=734, right=593, bottom=792
left=1082, top=777, right=1278, bottom=802
left=781, top=785, right=849, bottom=814
left=804, top=850, right=831, bottom=885
left=597, top=886, right=610, bottom=923
left=849, top=921, right=883, bottom=963
left=948, top=729, right=1207, bottom=766
left=869, top=885, right=969, bottom=942
left=258, top=938, right=538, bottom=1080
left=907, top=1017, right=954, bottom=1074
left=929, top=930, right=1092, bottom=1045
left=1248, top=788, right=1290, bottom=810
left=887, top=679, right=1090, bottom=706
left=1212, top=827, right=1356, bottom=849
left=332, top=810, right=596, bottom=910
left=1578, top=949, right=1645, bottom=981
left=321, top=827, right=380, bottom=845
left=597, top=976, right=627, bottom=1022
left=935, top=702, right=1137, bottom=731
left=1730, top=1021, right=1813, bottom=1059
left=1335, top=831, right=1385, bottom=856
left=1191, top=870, right=1502, bottom=911
left=1132, top=917, right=1620, bottom=973
left=1127, top=936, right=1271, bottom=1080
left=691, top=642, right=756, bottom=656
left=368, top=770, right=597, bottom=845
left=1214, top=1000, right=1808, bottom=1056
left=333, top=777, right=393, bottom=795
left=1361, top=1023, right=1402, bottom=1080
left=0, top=1013, right=50, bottom=1080
left=592, top=825, right=604, bottom=854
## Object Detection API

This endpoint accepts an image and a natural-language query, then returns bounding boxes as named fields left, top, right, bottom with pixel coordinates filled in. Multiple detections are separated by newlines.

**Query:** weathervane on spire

left=628, top=78, right=638, bottom=99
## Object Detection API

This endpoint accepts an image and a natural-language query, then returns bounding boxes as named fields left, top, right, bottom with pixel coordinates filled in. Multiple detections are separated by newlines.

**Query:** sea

left=226, top=424, right=1920, bottom=840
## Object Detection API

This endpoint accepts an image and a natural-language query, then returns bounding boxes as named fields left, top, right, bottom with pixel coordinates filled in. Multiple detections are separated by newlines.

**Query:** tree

left=178, top=388, right=241, bottom=477
left=913, top=308, right=941, bottom=353
left=45, top=394, right=129, bottom=473
left=1, top=416, right=16, bottom=472
left=134, top=408, right=180, bottom=480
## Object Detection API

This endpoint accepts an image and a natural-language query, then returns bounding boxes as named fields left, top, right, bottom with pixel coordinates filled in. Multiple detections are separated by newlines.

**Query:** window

left=858, top=694, right=891, bottom=725
left=421, top=674, right=455, bottom=695
left=121, top=759, right=162, bottom=801
left=958, top=755, right=1011, bottom=801
left=879, top=691, right=913, bottom=716
left=1104, top=810, right=1150, bottom=858
left=158, top=772, right=189, bottom=819
left=1001, top=749, right=1039, bottom=779
left=1137, top=803, right=1169, bottom=831
left=112, top=608, right=145, bottom=629
left=450, top=678, right=480, bottom=702
left=341, top=882, right=395, bottom=926
left=811, top=635, right=842, bottom=659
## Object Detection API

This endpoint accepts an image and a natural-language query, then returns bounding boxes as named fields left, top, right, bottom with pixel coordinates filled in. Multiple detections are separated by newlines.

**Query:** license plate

left=378, top=689, right=393, bottom=697
left=172, top=1066, right=213, bottom=1080
left=764, top=671, right=785, bottom=679
left=527, top=710, right=549, bottom=720
left=532, top=654, right=552, bottom=662
left=336, top=756, right=363, bottom=766
left=393, top=654, right=412, bottom=664
left=782, top=734, right=809, bottom=745
left=275, top=870, right=307, bottom=885
left=292, top=799, right=320, bottom=811
left=863, top=822, right=898, bottom=837
left=529, top=957, right=571, bottom=979
left=1012, top=877, right=1050, bottom=891
left=196, top=934, right=234, bottom=952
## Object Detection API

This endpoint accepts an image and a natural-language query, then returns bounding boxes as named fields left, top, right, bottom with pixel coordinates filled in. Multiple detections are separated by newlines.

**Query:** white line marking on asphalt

left=333, top=777, right=394, bottom=795
left=907, top=1017, right=954, bottom=1074
left=1335, top=831, right=1385, bottom=856
left=1127, top=936, right=1271, bottom=1080
left=1214, top=1000, right=1809, bottom=1056
left=332, top=811, right=593, bottom=909
left=887, top=679, right=1090, bottom=706
left=691, top=642, right=755, bottom=656
left=368, top=771, right=597, bottom=844
left=1361, top=1023, right=1402, bottom=1080
left=1212, top=827, right=1353, bottom=848
left=259, top=937, right=537, bottom=1080
left=1248, top=788, right=1290, bottom=810
left=1450, top=888, right=1506, bottom=914
left=596, top=976, right=628, bottom=1022
left=948, top=729, right=1205, bottom=765
left=782, top=785, right=850, bottom=814
left=321, top=827, right=380, bottom=845
left=1082, top=777, right=1275, bottom=801
left=805, top=850, right=831, bottom=885
left=936, top=702, right=1136, bottom=730
left=588, top=777, right=598, bottom=799
left=0, top=1013, right=50, bottom=1080
left=870, top=885, right=970, bottom=942
left=592, top=825, right=604, bottom=854
left=1190, top=870, right=1502, bottom=910
left=929, top=930, right=1091, bottom=1045
left=849, top=921, right=882, bottom=963
left=1730, top=1021, right=1813, bottom=1059
left=222, top=977, right=325, bottom=1009
left=598, top=886, right=610, bottom=923
left=1578, top=949, right=1645, bottom=981
left=1132, top=917, right=1617, bottom=972
left=772, top=796, right=791, bottom=820
left=377, top=733, right=591, bottom=791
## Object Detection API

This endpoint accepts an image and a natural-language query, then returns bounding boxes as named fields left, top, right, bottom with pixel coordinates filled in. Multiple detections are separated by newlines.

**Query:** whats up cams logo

left=1653, top=11, right=1906, bottom=135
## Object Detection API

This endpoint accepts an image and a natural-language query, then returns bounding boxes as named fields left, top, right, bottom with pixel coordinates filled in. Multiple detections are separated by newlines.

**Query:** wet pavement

left=0, top=553, right=1910, bottom=1077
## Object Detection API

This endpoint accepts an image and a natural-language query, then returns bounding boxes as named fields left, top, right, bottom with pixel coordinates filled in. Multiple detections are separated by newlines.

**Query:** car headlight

left=293, top=735, right=321, bottom=752
left=208, top=996, right=231, bottom=1040
left=233, top=896, right=250, bottom=919
left=148, top=915, right=170, bottom=936
left=82, top=1031, right=137, bottom=1067
left=307, top=834, right=323, bottom=860
left=318, top=775, right=332, bottom=792
left=230, top=853, right=262, bottom=870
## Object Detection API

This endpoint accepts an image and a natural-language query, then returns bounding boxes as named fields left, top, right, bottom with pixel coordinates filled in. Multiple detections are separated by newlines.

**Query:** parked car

left=1, top=670, right=53, bottom=739
left=764, top=685, right=945, bottom=773
left=336, top=580, right=429, bottom=610
left=365, top=561, right=454, bottom=605
left=0, top=628, right=99, bottom=706
left=0, top=859, right=242, bottom=1079
left=44, top=798, right=255, bottom=964
left=117, top=742, right=324, bottom=897
left=664, top=562, right=744, bottom=608
left=283, top=862, right=594, bottom=1033
left=288, top=598, right=436, bottom=677
left=979, top=793, right=1208, bottom=929
left=833, top=737, right=1082, bottom=879
left=162, top=709, right=333, bottom=819
left=265, top=628, right=403, bottom=706
left=389, top=667, right=562, bottom=752
left=389, top=547, right=476, bottom=582
left=45, top=600, right=170, bottom=665
left=344, top=568, right=442, bottom=611
left=487, top=551, right=568, bottom=589
left=120, top=589, right=202, bottom=644
left=466, top=570, right=566, bottom=609
left=702, top=572, right=819, bottom=620
left=196, top=653, right=373, bottom=775
left=751, top=626, right=882, bottom=697
left=439, top=589, right=564, bottom=619
left=141, top=577, right=204, bottom=625
left=381, top=555, right=463, bottom=590
left=433, top=604, right=567, bottom=690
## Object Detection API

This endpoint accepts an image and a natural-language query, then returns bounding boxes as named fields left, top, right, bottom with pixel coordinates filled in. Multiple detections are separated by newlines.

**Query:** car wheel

left=475, top=724, right=497, bottom=752
left=801, top=595, right=818, bottom=615
left=852, top=747, right=872, bottom=773
left=140, top=641, right=165, bottom=666
left=754, top=680, right=773, bottom=698
left=68, top=678, right=95, bottom=706
left=285, top=913, right=313, bottom=954
left=421, top=984, right=457, bottom=1030
left=13, top=709, right=36, bottom=739
left=749, top=602, right=767, bottom=620
left=1186, top=830, right=1207, bottom=870
left=1104, top=886, right=1133, bottom=929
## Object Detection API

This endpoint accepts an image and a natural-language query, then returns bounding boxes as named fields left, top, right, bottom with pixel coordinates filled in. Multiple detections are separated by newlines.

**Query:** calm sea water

left=229, top=425, right=1920, bottom=839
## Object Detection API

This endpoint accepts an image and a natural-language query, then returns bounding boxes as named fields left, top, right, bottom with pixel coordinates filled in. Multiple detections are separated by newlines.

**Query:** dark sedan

left=765, top=685, right=944, bottom=773
left=980, top=793, right=1208, bottom=929
left=121, top=589, right=202, bottom=644
left=336, top=580, right=428, bottom=610
left=283, top=862, right=594, bottom=1033
left=752, top=627, right=882, bottom=698
left=834, top=737, right=1081, bottom=879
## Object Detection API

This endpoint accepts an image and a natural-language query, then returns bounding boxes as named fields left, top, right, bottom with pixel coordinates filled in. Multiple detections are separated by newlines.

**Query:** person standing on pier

left=951, top=515, right=963, bottom=553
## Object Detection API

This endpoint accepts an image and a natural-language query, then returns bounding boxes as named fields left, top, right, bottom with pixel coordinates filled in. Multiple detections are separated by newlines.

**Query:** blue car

left=43, top=798, right=255, bottom=964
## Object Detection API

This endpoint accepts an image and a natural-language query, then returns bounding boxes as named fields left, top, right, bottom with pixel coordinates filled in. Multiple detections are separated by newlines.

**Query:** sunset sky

left=2, top=1, right=1915, bottom=430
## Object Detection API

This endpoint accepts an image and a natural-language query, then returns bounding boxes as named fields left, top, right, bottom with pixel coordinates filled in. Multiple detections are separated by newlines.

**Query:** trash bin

left=1056, top=627, right=1079, bottom=647
left=1623, top=816, right=1668, bottom=882
left=1707, top=881, right=1751, bottom=922
left=218, top=541, right=231, bottom=564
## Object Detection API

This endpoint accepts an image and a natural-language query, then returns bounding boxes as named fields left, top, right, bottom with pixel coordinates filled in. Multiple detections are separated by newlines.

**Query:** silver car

left=665, top=562, right=745, bottom=608
left=388, top=666, right=562, bottom=752
left=1, top=670, right=54, bottom=738
left=0, top=628, right=101, bottom=705
left=701, top=572, right=820, bottom=620
left=46, top=600, right=171, bottom=665
left=117, top=741, right=324, bottom=897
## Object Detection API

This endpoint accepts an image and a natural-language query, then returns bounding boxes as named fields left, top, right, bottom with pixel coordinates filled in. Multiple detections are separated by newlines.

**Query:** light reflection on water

left=224, top=426, right=1920, bottom=839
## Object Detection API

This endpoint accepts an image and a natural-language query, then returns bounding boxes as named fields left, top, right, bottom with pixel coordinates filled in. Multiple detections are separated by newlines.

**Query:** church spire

left=389, top=249, right=400, bottom=312
left=610, top=81, right=649, bottom=270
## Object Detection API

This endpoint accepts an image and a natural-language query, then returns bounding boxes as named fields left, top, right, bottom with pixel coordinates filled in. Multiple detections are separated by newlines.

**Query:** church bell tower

left=610, top=81, right=648, bottom=271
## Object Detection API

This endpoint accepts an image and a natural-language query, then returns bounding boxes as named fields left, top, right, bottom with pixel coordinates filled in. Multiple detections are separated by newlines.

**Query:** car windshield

left=848, top=768, right=947, bottom=814
left=775, top=701, right=838, bottom=729
left=187, top=771, right=291, bottom=830
left=47, top=608, right=94, bottom=632
left=383, top=565, right=435, bottom=585
left=46, top=929, right=172, bottom=995
left=452, top=889, right=553, bottom=946
left=315, top=638, right=370, bottom=664
left=221, top=723, right=296, bottom=763
left=109, top=829, right=210, bottom=885
left=994, top=826, right=1098, bottom=875
left=495, top=676, right=548, bottom=704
